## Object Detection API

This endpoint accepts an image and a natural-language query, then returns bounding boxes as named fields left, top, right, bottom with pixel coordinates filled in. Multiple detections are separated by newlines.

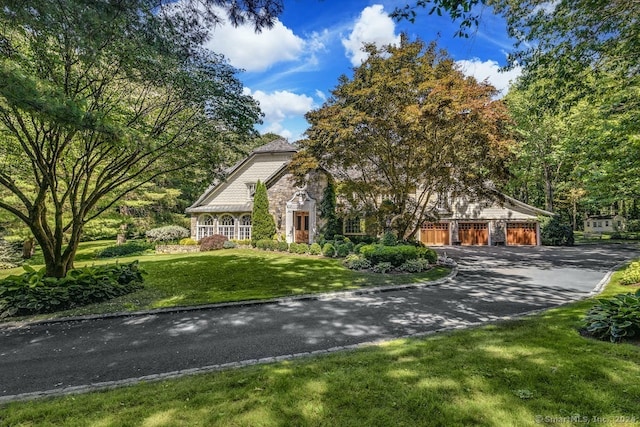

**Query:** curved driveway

left=0, top=244, right=637, bottom=401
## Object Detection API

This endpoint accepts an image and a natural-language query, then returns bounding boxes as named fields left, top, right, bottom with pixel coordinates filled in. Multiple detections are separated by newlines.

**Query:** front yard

left=1, top=263, right=639, bottom=426
left=0, top=242, right=450, bottom=322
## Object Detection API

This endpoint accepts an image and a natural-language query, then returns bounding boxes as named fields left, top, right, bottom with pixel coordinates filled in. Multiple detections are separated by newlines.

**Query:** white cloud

left=342, top=4, right=401, bottom=66
left=315, top=89, right=327, bottom=102
left=244, top=88, right=314, bottom=141
left=455, top=58, right=522, bottom=96
left=205, top=12, right=305, bottom=72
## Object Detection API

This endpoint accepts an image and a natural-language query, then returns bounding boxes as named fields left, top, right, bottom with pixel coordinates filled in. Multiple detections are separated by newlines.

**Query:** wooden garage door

left=507, top=223, right=537, bottom=246
left=458, top=223, right=488, bottom=245
left=420, top=222, right=450, bottom=245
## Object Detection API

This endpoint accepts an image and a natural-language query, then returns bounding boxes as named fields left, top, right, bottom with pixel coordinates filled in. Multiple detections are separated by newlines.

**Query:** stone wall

left=155, top=245, right=200, bottom=254
left=267, top=170, right=328, bottom=236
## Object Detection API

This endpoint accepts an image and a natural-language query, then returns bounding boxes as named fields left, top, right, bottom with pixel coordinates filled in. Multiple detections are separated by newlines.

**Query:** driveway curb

left=0, top=266, right=458, bottom=330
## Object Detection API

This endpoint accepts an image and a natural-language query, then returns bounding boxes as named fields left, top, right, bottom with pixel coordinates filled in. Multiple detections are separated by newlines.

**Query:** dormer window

left=246, top=183, right=256, bottom=199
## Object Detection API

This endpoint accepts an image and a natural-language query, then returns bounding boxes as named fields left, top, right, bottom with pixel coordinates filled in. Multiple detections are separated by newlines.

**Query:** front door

left=294, top=211, right=309, bottom=243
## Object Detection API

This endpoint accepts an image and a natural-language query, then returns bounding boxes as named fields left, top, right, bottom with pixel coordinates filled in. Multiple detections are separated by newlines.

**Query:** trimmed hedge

left=359, top=244, right=430, bottom=267
left=0, top=262, right=145, bottom=318
left=96, top=241, right=154, bottom=258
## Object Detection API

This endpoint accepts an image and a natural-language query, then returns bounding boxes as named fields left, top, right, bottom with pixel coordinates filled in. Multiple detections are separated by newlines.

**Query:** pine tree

left=251, top=181, right=276, bottom=245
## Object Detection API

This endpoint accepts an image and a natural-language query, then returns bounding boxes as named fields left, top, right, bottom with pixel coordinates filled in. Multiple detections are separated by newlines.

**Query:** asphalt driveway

left=0, top=244, right=637, bottom=402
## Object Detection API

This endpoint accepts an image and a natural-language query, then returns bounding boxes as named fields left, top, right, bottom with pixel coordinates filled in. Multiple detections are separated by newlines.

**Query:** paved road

left=0, top=244, right=636, bottom=401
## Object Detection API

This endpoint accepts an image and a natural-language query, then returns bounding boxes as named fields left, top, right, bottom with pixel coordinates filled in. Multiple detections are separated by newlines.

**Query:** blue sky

left=204, top=1, right=521, bottom=141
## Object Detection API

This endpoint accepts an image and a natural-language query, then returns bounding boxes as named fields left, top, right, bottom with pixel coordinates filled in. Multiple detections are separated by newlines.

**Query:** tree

left=251, top=181, right=276, bottom=245
left=319, top=178, right=341, bottom=240
left=297, top=36, right=513, bottom=239
left=0, top=0, right=281, bottom=277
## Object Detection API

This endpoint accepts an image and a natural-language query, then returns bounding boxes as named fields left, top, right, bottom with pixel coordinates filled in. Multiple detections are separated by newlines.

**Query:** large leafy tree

left=297, top=36, right=513, bottom=239
left=0, top=0, right=282, bottom=277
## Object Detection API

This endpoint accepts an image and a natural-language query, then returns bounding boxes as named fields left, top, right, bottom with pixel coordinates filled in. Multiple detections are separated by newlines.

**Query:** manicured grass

left=0, top=242, right=450, bottom=322
left=2, top=265, right=639, bottom=426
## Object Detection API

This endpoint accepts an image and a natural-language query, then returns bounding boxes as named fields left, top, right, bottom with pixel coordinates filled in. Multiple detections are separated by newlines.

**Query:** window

left=618, top=221, right=622, bottom=227
left=197, top=215, right=216, bottom=240
left=246, top=183, right=256, bottom=199
left=239, top=215, right=252, bottom=240
left=597, top=222, right=602, bottom=227
left=605, top=221, right=609, bottom=227
left=586, top=221, right=590, bottom=227
left=217, top=215, right=235, bottom=240
left=344, top=217, right=363, bottom=235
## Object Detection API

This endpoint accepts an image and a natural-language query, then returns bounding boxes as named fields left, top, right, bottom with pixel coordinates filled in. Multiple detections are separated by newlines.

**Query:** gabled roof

left=186, top=138, right=297, bottom=213
left=251, top=138, right=297, bottom=154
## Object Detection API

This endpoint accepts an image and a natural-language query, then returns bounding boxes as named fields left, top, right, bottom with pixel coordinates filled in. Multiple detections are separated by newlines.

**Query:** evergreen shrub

left=322, top=243, right=335, bottom=257
left=309, top=243, right=322, bottom=255
left=251, top=181, right=276, bottom=246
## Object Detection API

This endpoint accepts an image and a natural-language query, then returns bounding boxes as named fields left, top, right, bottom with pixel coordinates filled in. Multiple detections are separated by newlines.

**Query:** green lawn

left=1, top=264, right=638, bottom=426
left=0, top=242, right=451, bottom=322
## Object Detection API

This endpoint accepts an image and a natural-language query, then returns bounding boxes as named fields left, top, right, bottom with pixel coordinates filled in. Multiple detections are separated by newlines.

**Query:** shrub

left=372, top=262, right=393, bottom=274
left=540, top=216, right=574, bottom=246
left=336, top=243, right=351, bottom=257
left=256, top=239, right=278, bottom=251
left=199, top=234, right=228, bottom=251
left=627, top=219, right=640, bottom=233
left=359, top=244, right=422, bottom=267
left=231, top=239, right=251, bottom=246
left=179, top=238, right=198, bottom=246
left=309, top=243, right=322, bottom=255
left=620, top=261, right=640, bottom=286
left=399, top=258, right=431, bottom=273
left=353, top=242, right=366, bottom=254
left=0, top=239, right=23, bottom=269
left=418, top=247, right=438, bottom=264
left=583, top=290, right=640, bottom=342
left=289, top=243, right=309, bottom=254
left=0, top=262, right=145, bottom=318
left=322, top=243, right=335, bottom=257
left=277, top=241, right=289, bottom=252
left=145, top=225, right=190, bottom=243
left=343, top=254, right=371, bottom=270
left=381, top=232, right=398, bottom=246
left=222, top=240, right=237, bottom=249
left=96, top=241, right=154, bottom=258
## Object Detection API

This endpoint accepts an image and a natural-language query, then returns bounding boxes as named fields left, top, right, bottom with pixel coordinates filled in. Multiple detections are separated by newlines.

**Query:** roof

left=186, top=138, right=297, bottom=213
left=187, top=204, right=253, bottom=214
left=251, top=138, right=297, bottom=154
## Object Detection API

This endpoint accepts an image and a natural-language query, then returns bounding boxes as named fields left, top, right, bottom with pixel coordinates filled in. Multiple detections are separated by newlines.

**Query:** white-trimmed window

left=218, top=214, right=235, bottom=240
left=239, top=215, right=252, bottom=240
left=197, top=215, right=216, bottom=240
left=344, top=217, right=364, bottom=235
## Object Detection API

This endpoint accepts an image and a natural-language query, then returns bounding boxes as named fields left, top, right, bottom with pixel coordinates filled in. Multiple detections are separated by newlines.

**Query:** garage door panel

left=458, top=223, right=488, bottom=245
left=421, top=222, right=450, bottom=245
left=507, top=223, right=537, bottom=245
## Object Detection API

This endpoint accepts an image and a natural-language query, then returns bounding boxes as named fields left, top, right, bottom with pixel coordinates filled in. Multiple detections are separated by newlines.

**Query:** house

left=186, top=139, right=327, bottom=244
left=187, top=138, right=553, bottom=246
left=584, top=215, right=626, bottom=234
left=419, top=193, right=553, bottom=246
